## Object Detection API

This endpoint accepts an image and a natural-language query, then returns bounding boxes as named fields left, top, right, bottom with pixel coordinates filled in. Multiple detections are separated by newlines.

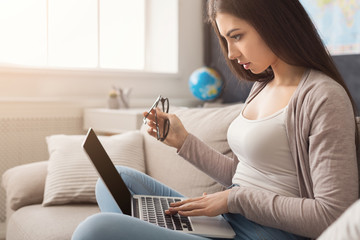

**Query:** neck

left=270, top=60, right=306, bottom=87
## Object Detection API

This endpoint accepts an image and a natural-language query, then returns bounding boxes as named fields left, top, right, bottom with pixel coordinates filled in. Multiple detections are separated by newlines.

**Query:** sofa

left=2, top=103, right=360, bottom=240
left=1, top=104, right=244, bottom=240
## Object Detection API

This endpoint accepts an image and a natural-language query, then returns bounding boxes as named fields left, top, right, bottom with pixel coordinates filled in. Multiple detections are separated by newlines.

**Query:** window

left=0, top=0, right=178, bottom=73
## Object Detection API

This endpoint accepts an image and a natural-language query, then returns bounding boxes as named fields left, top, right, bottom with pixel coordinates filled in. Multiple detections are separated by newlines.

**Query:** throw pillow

left=2, top=161, right=48, bottom=211
left=43, top=131, right=144, bottom=206
left=317, top=199, right=360, bottom=240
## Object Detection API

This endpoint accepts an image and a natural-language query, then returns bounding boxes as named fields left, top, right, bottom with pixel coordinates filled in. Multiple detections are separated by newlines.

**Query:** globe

left=188, top=67, right=223, bottom=101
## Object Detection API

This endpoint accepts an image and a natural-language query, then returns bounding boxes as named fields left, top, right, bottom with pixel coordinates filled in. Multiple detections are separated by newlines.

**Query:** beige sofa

left=1, top=104, right=243, bottom=240
left=2, top=104, right=359, bottom=240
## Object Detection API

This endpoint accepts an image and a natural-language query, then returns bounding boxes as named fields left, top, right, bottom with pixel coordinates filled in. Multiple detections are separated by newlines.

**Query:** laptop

left=83, top=128, right=235, bottom=239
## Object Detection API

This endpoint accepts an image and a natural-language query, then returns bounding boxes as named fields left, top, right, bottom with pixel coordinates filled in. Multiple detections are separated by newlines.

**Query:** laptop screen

left=83, top=128, right=132, bottom=215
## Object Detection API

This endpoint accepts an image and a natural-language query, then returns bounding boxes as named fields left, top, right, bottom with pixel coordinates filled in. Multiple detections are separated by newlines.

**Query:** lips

left=243, top=63, right=250, bottom=70
left=237, top=60, right=251, bottom=70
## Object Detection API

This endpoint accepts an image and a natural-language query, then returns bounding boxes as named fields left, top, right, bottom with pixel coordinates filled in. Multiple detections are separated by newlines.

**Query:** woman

left=72, top=0, right=359, bottom=239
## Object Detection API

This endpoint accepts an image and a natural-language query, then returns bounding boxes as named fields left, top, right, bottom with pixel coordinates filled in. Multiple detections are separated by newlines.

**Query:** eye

left=230, top=34, right=243, bottom=41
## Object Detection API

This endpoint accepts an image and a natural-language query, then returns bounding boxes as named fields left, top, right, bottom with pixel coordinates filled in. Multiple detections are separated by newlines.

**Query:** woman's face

left=216, top=13, right=278, bottom=74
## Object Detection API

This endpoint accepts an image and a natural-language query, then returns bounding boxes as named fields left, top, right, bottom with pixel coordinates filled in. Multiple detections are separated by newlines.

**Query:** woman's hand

left=165, top=190, right=231, bottom=217
left=143, top=108, right=189, bottom=151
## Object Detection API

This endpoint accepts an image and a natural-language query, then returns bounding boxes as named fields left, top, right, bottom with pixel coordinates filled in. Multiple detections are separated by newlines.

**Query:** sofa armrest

left=318, top=199, right=360, bottom=240
left=1, top=161, right=48, bottom=211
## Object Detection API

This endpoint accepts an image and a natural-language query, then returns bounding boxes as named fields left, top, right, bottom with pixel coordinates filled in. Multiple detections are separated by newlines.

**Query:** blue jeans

left=72, top=166, right=307, bottom=240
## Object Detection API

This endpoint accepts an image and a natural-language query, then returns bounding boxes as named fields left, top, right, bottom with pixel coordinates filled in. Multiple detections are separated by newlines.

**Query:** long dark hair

left=207, top=0, right=359, bottom=152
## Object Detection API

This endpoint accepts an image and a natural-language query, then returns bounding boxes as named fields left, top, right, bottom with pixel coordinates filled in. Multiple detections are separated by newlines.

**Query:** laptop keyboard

left=140, top=196, right=193, bottom=231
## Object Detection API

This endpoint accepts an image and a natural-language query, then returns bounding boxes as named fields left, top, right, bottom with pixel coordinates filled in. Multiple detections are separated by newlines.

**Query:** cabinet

left=83, top=108, right=145, bottom=134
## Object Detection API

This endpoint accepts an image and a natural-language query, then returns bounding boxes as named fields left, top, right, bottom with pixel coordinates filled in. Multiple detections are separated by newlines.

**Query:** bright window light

left=100, top=0, right=145, bottom=70
left=48, top=0, right=98, bottom=68
left=0, top=0, right=47, bottom=66
left=146, top=0, right=178, bottom=73
left=0, top=0, right=178, bottom=73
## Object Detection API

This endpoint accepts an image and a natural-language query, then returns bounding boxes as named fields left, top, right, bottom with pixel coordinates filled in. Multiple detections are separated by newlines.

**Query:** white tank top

left=227, top=105, right=300, bottom=197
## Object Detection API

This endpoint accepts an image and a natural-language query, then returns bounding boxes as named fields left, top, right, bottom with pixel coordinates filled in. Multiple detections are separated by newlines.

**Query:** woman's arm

left=144, top=108, right=239, bottom=186
left=178, top=133, right=239, bottom=187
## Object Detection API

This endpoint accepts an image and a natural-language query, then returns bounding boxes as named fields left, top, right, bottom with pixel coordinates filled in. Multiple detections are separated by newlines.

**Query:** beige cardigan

left=178, top=69, right=358, bottom=238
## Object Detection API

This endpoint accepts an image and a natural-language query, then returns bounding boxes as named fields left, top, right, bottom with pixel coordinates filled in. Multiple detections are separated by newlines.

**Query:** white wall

left=0, top=0, right=204, bottom=108
left=0, top=1, right=205, bottom=224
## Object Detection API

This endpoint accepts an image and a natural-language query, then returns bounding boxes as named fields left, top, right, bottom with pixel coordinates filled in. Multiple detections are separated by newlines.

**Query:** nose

left=227, top=42, right=241, bottom=61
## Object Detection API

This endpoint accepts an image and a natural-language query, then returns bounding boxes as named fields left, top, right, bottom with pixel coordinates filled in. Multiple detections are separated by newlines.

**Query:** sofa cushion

left=43, top=131, right=145, bottom=206
left=6, top=204, right=99, bottom=240
left=141, top=103, right=244, bottom=197
left=2, top=161, right=48, bottom=211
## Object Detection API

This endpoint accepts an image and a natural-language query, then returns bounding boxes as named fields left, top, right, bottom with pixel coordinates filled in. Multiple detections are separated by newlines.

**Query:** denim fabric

left=72, top=166, right=307, bottom=240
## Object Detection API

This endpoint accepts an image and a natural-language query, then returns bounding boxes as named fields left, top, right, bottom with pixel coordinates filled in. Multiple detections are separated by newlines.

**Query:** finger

left=202, top=192, right=207, bottom=196
left=147, top=121, right=157, bottom=129
left=164, top=209, right=178, bottom=215
left=178, top=209, right=206, bottom=217
left=147, top=120, right=165, bottom=138
left=145, top=111, right=156, bottom=122
left=170, top=196, right=204, bottom=207
left=147, top=127, right=158, bottom=139
left=169, top=202, right=205, bottom=213
left=155, top=107, right=169, bottom=118
left=143, top=111, right=150, bottom=118
left=145, top=109, right=167, bottom=128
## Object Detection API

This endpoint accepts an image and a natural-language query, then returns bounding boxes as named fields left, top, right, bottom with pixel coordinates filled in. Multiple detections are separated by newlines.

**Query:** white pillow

left=317, top=199, right=360, bottom=240
left=43, top=131, right=144, bottom=206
